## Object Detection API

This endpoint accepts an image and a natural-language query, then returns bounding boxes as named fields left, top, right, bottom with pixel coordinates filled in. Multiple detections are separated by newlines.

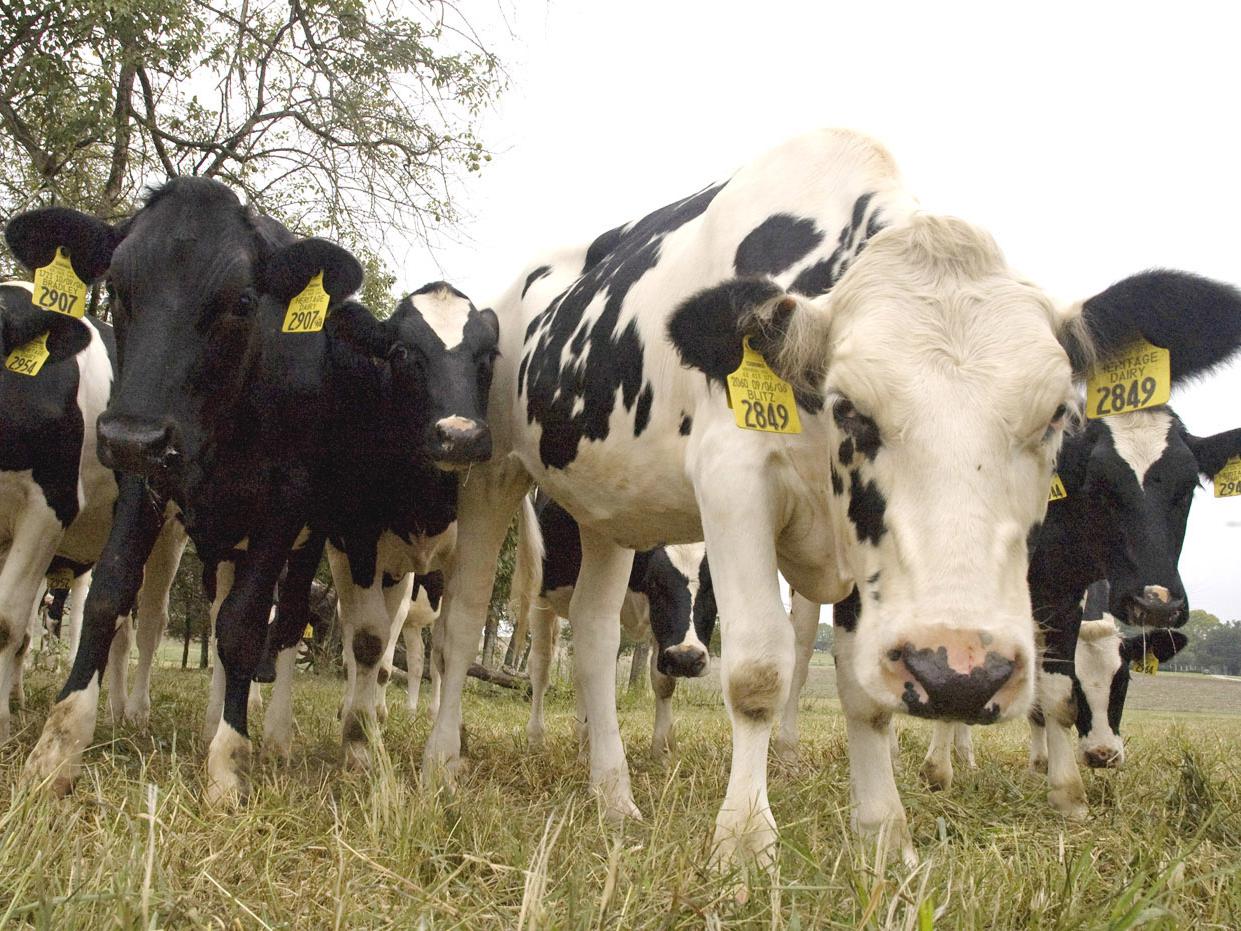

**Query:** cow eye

left=387, top=343, right=409, bottom=363
left=234, top=291, right=256, bottom=317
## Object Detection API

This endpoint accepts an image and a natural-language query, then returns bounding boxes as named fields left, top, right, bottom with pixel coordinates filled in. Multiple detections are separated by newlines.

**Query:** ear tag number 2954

left=726, top=337, right=801, bottom=435
left=1214, top=456, right=1241, bottom=498
left=1087, top=338, right=1170, bottom=419
left=282, top=271, right=330, bottom=334
left=4, top=333, right=50, bottom=376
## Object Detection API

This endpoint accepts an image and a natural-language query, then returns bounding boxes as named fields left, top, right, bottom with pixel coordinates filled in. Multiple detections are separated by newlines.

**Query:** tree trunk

left=200, top=623, right=209, bottom=668
left=181, top=612, right=191, bottom=669
left=481, top=611, right=499, bottom=668
left=628, top=641, right=650, bottom=691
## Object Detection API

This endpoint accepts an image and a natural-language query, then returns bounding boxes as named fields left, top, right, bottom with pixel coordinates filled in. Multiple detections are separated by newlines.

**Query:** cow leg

left=0, top=499, right=64, bottom=741
left=525, top=601, right=557, bottom=750
left=403, top=623, right=425, bottom=714
left=201, top=564, right=234, bottom=744
left=428, top=613, right=444, bottom=722
left=1040, top=672, right=1087, bottom=820
left=568, top=526, right=639, bottom=821
left=262, top=646, right=298, bottom=761
left=650, top=640, right=677, bottom=760
left=835, top=626, right=916, bottom=865
left=375, top=572, right=414, bottom=725
left=206, top=523, right=303, bottom=806
left=125, top=517, right=188, bottom=729
left=24, top=476, right=163, bottom=792
left=423, top=466, right=529, bottom=785
left=921, top=720, right=956, bottom=791
left=774, top=593, right=818, bottom=763
left=65, top=570, right=90, bottom=668
left=954, top=722, right=976, bottom=769
left=106, top=618, right=132, bottom=723
left=1028, top=708, right=1048, bottom=773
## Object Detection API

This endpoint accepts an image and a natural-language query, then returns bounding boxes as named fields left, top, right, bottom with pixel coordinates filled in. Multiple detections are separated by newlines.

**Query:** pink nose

left=883, top=628, right=1025, bottom=723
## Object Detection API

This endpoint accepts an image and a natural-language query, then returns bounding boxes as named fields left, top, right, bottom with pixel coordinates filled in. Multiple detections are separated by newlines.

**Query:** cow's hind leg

left=1028, top=707, right=1048, bottom=773
left=375, top=572, right=414, bottom=725
left=650, top=642, right=677, bottom=760
left=1041, top=671, right=1087, bottom=820
left=774, top=592, right=818, bottom=763
left=921, top=720, right=957, bottom=791
left=525, top=602, right=557, bottom=750
left=125, top=517, right=188, bottom=729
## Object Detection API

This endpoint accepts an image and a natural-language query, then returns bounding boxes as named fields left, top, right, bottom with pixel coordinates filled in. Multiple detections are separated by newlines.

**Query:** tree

left=0, top=0, right=505, bottom=309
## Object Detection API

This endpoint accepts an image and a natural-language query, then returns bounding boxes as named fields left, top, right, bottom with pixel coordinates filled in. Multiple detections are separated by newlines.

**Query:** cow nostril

left=886, top=648, right=902, bottom=662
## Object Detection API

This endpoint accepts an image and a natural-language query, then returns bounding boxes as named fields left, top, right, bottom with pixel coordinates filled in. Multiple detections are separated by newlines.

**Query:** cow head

left=1074, top=619, right=1187, bottom=768
left=387, top=283, right=499, bottom=469
left=671, top=215, right=1241, bottom=726
left=638, top=544, right=716, bottom=678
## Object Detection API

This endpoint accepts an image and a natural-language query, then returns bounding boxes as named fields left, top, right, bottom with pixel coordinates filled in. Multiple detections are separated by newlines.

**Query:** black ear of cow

left=1072, top=270, right=1241, bottom=382
left=465, top=307, right=500, bottom=348
left=668, top=278, right=785, bottom=382
left=259, top=238, right=364, bottom=303
left=5, top=207, right=118, bottom=283
left=0, top=285, right=91, bottom=360
left=1185, top=427, right=1241, bottom=479
left=1123, top=630, right=1188, bottom=663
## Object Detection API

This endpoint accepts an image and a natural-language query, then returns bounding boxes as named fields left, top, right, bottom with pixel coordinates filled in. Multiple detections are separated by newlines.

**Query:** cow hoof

left=525, top=726, right=546, bottom=752
left=404, top=699, right=420, bottom=716
left=594, top=777, right=642, bottom=824
left=124, top=702, right=151, bottom=732
left=344, top=740, right=372, bottom=773
left=261, top=730, right=293, bottom=763
left=205, top=724, right=250, bottom=809
left=771, top=736, right=798, bottom=767
left=1029, top=755, right=1048, bottom=774
left=23, top=687, right=97, bottom=795
left=375, top=700, right=388, bottom=726
left=1048, top=788, right=1088, bottom=821
left=711, top=816, right=778, bottom=873
left=921, top=760, right=953, bottom=792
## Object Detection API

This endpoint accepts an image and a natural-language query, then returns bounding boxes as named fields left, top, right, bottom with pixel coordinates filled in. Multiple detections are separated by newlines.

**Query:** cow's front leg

left=525, top=602, right=557, bottom=749
left=921, top=720, right=956, bottom=791
left=202, top=563, right=234, bottom=744
left=206, top=522, right=303, bottom=806
left=835, top=625, right=915, bottom=865
left=423, top=465, right=528, bottom=786
left=125, top=516, right=188, bottom=729
left=954, top=722, right=976, bottom=769
left=25, top=476, right=163, bottom=792
left=403, top=622, right=426, bottom=715
left=1040, top=671, right=1087, bottom=820
left=374, top=572, right=414, bottom=725
left=64, top=570, right=91, bottom=668
left=329, top=554, right=391, bottom=772
left=649, top=643, right=677, bottom=760
left=570, top=527, right=640, bottom=821
left=697, top=481, right=792, bottom=870
left=1028, top=707, right=1048, bottom=773
left=774, top=592, right=818, bottom=763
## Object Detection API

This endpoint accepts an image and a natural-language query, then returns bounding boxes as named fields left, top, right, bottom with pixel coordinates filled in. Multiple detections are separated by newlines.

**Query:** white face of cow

left=1073, top=618, right=1127, bottom=767
left=808, top=217, right=1074, bottom=723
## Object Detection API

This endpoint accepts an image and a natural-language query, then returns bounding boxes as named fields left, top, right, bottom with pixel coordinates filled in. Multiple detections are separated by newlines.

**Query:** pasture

left=1, top=652, right=1240, bottom=929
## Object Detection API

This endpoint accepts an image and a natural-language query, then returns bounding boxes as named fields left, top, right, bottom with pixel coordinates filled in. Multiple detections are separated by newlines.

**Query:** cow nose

left=1124, top=590, right=1185, bottom=627
left=889, top=630, right=1022, bottom=723
left=97, top=415, right=178, bottom=475
left=658, top=643, right=709, bottom=678
left=432, top=416, right=492, bottom=468
left=1082, top=746, right=1122, bottom=769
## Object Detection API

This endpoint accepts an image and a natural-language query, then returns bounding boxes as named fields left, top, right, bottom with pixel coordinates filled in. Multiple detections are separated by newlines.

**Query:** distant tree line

left=1165, top=610, right=1241, bottom=677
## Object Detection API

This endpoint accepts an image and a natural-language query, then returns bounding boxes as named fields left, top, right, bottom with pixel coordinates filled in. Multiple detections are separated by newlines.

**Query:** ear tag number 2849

left=282, top=271, right=330, bottom=334
left=1086, top=338, right=1170, bottom=419
left=726, top=338, right=801, bottom=435
left=1214, top=456, right=1241, bottom=498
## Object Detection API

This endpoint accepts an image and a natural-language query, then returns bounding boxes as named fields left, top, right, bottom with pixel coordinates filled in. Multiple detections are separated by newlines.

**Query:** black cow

left=511, top=492, right=716, bottom=758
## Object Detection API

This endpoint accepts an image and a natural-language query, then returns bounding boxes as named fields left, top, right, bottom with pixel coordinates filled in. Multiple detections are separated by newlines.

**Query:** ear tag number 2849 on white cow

left=1086, top=337, right=1170, bottom=419
left=726, top=337, right=801, bottom=435
left=282, top=271, right=330, bottom=334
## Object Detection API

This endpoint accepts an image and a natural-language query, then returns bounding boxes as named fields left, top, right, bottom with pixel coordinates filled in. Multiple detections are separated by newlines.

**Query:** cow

left=7, top=181, right=366, bottom=803
left=417, top=127, right=1241, bottom=866
left=0, top=273, right=186, bottom=741
left=510, top=492, right=716, bottom=758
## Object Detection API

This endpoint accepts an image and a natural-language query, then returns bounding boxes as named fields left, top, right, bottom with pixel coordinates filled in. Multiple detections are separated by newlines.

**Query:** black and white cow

left=418, top=128, right=1236, bottom=866
left=0, top=269, right=187, bottom=741
left=511, top=492, right=715, bottom=758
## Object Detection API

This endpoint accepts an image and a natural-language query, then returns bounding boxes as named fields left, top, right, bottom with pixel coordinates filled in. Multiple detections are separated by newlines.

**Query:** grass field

left=2, top=648, right=1240, bottom=929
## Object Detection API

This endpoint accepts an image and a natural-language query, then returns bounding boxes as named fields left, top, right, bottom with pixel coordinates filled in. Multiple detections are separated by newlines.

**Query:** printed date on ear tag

left=1048, top=473, right=1067, bottom=502
left=5, top=332, right=50, bottom=377
left=726, top=337, right=801, bottom=434
left=33, top=247, right=88, bottom=318
left=282, top=271, right=330, bottom=333
left=1214, top=456, right=1241, bottom=498
left=1086, top=338, right=1170, bottom=419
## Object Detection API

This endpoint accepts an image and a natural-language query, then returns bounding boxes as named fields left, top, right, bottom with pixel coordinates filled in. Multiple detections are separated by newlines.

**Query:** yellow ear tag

left=726, top=337, right=801, bottom=434
left=282, top=271, right=330, bottom=333
left=32, top=246, right=88, bottom=318
left=5, top=332, right=50, bottom=377
left=303, top=624, right=314, bottom=640
left=1131, top=654, right=1159, bottom=675
left=1213, top=456, right=1241, bottom=498
left=1086, top=337, right=1171, bottom=419
left=1049, top=473, right=1067, bottom=502
left=46, top=567, right=74, bottom=590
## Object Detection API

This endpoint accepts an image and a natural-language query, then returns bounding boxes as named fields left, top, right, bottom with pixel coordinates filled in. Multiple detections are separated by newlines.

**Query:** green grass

left=2, top=658, right=1240, bottom=929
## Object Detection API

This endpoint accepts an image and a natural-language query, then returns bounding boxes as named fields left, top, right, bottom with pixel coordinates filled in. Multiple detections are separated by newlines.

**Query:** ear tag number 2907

left=32, top=247, right=88, bottom=318
left=1214, top=456, right=1241, bottom=498
left=1086, top=338, right=1170, bottom=419
left=726, top=337, right=801, bottom=435
left=282, top=271, right=330, bottom=334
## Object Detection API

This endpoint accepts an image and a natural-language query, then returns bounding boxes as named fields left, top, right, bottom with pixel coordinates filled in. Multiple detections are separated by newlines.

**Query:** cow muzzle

left=657, top=642, right=709, bottom=678
left=97, top=415, right=180, bottom=476
left=430, top=416, right=492, bottom=470
left=1122, top=586, right=1185, bottom=627
left=1080, top=742, right=1125, bottom=769
left=882, top=626, right=1027, bottom=724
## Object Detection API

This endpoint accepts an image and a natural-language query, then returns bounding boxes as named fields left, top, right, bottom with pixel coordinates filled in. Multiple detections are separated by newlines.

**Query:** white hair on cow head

left=1078, top=618, right=1119, bottom=643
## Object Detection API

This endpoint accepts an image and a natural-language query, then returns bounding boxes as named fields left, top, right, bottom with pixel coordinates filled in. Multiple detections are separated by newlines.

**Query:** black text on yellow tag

left=1214, top=456, right=1241, bottom=498
left=32, top=247, right=88, bottom=318
left=725, top=337, right=801, bottom=434
left=1086, top=338, right=1170, bottom=419
left=5, top=332, right=50, bottom=377
left=1049, top=473, right=1067, bottom=502
left=282, top=271, right=330, bottom=333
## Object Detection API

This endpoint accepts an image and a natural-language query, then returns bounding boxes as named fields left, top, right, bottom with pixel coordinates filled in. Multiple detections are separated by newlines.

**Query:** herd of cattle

left=3, top=129, right=1241, bottom=868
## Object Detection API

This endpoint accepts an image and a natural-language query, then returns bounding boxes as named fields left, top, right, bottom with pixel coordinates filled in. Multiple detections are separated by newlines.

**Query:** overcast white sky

left=396, top=1, right=1241, bottom=619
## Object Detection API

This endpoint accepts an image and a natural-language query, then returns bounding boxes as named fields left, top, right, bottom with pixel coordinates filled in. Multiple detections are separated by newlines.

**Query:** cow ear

left=1119, top=635, right=1143, bottom=663
left=1151, top=630, right=1188, bottom=662
left=258, top=238, right=364, bottom=303
left=668, top=277, right=828, bottom=395
left=5, top=207, right=118, bottom=283
left=1185, top=427, right=1241, bottom=479
left=1059, top=270, right=1241, bottom=381
left=0, top=285, right=91, bottom=361
left=464, top=307, right=500, bottom=350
